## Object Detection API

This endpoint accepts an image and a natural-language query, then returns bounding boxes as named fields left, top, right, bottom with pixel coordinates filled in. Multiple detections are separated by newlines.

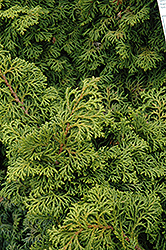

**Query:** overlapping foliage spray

left=0, top=0, right=165, bottom=249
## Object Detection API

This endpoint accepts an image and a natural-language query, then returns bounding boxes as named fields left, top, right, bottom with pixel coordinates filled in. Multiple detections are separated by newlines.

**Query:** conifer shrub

left=0, top=0, right=165, bottom=249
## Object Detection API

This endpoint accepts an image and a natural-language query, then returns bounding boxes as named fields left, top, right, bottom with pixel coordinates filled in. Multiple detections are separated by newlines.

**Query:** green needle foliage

left=49, top=186, right=162, bottom=250
left=0, top=0, right=165, bottom=249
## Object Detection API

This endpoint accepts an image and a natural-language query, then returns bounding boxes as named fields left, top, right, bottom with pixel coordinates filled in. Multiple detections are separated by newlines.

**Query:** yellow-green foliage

left=0, top=1, right=165, bottom=250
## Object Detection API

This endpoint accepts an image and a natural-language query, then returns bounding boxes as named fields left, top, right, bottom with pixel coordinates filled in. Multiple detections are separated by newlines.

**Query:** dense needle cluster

left=0, top=1, right=165, bottom=249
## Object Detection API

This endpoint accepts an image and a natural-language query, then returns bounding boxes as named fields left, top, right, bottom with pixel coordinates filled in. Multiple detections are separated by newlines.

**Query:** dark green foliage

left=0, top=0, right=165, bottom=249
left=0, top=0, right=166, bottom=92
left=0, top=198, right=29, bottom=250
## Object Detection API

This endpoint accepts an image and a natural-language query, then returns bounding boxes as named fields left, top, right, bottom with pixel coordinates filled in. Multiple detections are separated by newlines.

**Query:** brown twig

left=113, top=0, right=123, bottom=5
left=63, top=228, right=83, bottom=250
left=88, top=224, right=143, bottom=250
left=0, top=70, right=29, bottom=115
left=58, top=123, right=70, bottom=154
left=123, top=234, right=142, bottom=250
left=88, top=224, right=114, bottom=230
left=58, top=85, right=87, bottom=155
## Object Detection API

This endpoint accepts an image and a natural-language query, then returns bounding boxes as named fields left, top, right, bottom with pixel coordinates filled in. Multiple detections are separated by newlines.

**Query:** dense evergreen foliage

left=0, top=0, right=165, bottom=249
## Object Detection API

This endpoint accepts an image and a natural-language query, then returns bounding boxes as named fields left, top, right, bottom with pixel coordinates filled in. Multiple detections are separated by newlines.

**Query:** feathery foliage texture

left=0, top=0, right=166, bottom=249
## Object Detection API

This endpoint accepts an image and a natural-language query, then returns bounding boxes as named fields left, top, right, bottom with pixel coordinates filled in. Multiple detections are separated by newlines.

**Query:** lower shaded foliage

left=48, top=186, right=163, bottom=250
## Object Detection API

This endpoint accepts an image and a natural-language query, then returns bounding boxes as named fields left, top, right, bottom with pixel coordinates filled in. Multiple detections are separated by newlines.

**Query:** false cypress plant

left=0, top=0, right=166, bottom=249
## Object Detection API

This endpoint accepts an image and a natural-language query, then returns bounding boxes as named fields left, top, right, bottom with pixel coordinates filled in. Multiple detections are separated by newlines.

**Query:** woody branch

left=0, top=70, right=29, bottom=115
left=64, top=223, right=143, bottom=250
